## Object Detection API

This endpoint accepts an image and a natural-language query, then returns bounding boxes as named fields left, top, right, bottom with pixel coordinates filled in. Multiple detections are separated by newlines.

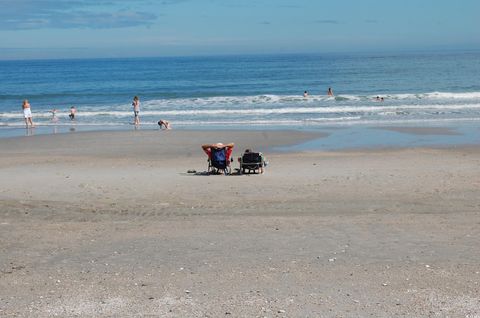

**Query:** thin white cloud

left=0, top=0, right=160, bottom=30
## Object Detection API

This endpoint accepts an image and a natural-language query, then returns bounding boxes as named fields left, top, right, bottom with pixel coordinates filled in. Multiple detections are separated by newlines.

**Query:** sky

left=0, top=0, right=479, bottom=60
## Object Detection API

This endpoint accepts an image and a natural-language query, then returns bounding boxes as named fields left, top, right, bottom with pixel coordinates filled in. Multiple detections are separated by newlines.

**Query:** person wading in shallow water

left=132, top=96, right=140, bottom=125
left=69, top=106, right=76, bottom=120
left=22, top=99, right=34, bottom=127
left=327, top=87, right=334, bottom=96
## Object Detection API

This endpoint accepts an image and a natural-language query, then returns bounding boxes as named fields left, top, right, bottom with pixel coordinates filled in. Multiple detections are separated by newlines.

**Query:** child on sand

left=158, top=120, right=171, bottom=130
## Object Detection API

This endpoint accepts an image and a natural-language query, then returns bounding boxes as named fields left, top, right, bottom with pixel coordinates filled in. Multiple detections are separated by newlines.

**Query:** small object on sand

left=185, top=290, right=191, bottom=294
left=329, top=258, right=336, bottom=262
left=382, top=283, right=388, bottom=286
left=278, top=309, right=286, bottom=313
left=425, top=265, right=430, bottom=268
left=187, top=169, right=196, bottom=173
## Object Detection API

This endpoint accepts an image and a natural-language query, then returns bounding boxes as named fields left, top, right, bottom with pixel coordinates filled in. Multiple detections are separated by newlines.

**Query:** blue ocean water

left=1, top=51, right=480, bottom=133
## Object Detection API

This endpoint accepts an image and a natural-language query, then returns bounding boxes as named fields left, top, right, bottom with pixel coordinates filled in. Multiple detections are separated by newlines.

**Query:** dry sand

left=0, top=130, right=479, bottom=317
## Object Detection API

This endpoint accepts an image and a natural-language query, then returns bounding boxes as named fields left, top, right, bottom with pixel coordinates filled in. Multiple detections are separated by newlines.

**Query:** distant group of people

left=201, top=143, right=267, bottom=175
left=131, top=95, right=171, bottom=129
left=49, top=106, right=76, bottom=123
left=50, top=106, right=77, bottom=123
left=21, top=89, right=387, bottom=129
left=22, top=100, right=77, bottom=128
left=303, top=87, right=334, bottom=98
left=302, top=87, right=385, bottom=101
left=21, top=96, right=171, bottom=129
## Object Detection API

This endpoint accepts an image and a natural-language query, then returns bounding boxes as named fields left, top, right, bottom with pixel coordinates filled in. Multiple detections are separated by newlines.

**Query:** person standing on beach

left=327, top=87, right=334, bottom=96
left=132, top=96, right=140, bottom=125
left=22, top=99, right=34, bottom=127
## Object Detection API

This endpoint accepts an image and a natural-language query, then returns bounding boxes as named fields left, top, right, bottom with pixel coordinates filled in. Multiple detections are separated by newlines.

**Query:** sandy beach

left=1, top=129, right=479, bottom=317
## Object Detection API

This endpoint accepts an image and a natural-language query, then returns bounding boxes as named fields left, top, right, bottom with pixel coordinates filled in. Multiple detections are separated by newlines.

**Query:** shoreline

left=0, top=122, right=478, bottom=152
left=0, top=129, right=325, bottom=158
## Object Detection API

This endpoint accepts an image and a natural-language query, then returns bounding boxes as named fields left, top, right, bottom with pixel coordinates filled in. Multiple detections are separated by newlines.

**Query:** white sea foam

left=1, top=91, right=480, bottom=128
left=2, top=116, right=480, bottom=128
left=2, top=103, right=479, bottom=119
left=135, top=91, right=480, bottom=108
left=421, top=91, right=480, bottom=99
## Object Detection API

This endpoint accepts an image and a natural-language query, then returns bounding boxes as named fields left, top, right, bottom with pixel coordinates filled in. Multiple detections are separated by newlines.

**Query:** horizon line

left=1, top=47, right=479, bottom=62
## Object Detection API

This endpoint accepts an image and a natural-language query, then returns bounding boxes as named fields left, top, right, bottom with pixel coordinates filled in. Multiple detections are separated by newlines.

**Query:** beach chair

left=239, top=150, right=266, bottom=174
left=208, top=146, right=233, bottom=175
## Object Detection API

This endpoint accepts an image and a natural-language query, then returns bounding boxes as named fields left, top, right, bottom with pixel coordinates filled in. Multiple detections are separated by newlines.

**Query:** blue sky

left=0, top=0, right=479, bottom=59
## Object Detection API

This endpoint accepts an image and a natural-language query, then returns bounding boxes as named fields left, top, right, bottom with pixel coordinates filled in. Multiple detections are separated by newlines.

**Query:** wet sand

left=375, top=126, right=462, bottom=136
left=0, top=130, right=479, bottom=317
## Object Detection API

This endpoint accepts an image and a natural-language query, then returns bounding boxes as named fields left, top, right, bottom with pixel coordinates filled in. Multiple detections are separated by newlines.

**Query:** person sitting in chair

left=202, top=143, right=234, bottom=174
left=238, top=148, right=267, bottom=174
left=202, top=142, right=234, bottom=157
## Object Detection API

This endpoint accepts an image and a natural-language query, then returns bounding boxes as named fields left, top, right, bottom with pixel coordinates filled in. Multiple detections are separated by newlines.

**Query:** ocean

left=1, top=51, right=480, bottom=144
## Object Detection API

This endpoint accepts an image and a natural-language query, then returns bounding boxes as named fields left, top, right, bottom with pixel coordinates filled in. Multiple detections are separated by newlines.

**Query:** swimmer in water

left=327, top=87, right=334, bottom=96
left=303, top=91, right=309, bottom=98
